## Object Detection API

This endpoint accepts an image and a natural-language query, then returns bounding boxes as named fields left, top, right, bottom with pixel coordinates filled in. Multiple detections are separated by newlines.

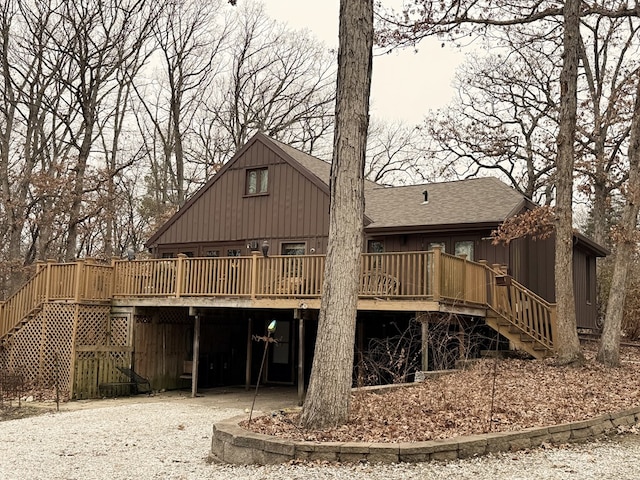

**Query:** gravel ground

left=2, top=400, right=640, bottom=479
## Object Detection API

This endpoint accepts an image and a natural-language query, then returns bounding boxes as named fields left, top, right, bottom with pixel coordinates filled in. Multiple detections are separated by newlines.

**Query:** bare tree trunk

left=300, top=0, right=373, bottom=430
left=597, top=75, right=640, bottom=367
left=554, top=0, right=583, bottom=365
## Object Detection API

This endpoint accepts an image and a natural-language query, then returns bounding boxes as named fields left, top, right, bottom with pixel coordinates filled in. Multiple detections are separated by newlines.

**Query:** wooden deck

left=0, top=249, right=557, bottom=358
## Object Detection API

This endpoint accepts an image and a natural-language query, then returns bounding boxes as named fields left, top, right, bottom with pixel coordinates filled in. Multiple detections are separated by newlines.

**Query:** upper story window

left=368, top=240, right=384, bottom=253
left=246, top=168, right=268, bottom=195
left=454, top=241, right=474, bottom=260
left=281, top=242, right=306, bottom=255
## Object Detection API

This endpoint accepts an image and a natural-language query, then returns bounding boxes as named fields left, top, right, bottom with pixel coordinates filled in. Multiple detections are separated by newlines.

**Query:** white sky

left=262, top=0, right=465, bottom=125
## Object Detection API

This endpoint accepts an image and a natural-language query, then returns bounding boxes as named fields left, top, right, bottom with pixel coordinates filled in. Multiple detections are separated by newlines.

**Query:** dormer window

left=246, top=168, right=268, bottom=195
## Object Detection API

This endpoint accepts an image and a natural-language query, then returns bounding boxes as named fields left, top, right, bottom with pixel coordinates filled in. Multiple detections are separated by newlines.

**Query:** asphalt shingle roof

left=364, top=177, right=526, bottom=229
left=267, top=135, right=526, bottom=230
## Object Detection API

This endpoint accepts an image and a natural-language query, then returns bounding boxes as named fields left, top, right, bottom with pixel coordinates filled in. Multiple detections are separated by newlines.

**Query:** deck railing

left=0, top=259, right=113, bottom=339
left=109, top=249, right=485, bottom=302
left=485, top=266, right=557, bottom=350
left=2, top=250, right=554, bottom=352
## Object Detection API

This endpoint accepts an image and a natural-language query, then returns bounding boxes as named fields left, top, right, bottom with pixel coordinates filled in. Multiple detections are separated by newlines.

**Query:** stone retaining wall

left=210, top=406, right=640, bottom=465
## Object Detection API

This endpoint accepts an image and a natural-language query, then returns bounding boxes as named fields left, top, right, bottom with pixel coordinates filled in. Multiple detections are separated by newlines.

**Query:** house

left=146, top=132, right=605, bottom=327
left=0, top=133, right=607, bottom=400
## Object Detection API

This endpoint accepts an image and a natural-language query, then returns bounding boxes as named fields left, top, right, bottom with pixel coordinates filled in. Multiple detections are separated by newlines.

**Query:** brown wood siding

left=573, top=249, right=598, bottom=330
left=510, top=236, right=555, bottom=303
left=152, top=141, right=330, bottom=250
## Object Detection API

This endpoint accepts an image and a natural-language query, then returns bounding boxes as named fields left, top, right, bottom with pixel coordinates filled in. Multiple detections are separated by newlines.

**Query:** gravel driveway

left=2, top=394, right=640, bottom=479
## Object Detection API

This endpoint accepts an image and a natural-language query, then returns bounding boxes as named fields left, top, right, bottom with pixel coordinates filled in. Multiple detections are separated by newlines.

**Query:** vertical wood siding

left=154, top=142, right=330, bottom=247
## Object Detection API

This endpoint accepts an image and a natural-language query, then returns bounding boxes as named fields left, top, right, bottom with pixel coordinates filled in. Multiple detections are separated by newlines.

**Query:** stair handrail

left=0, top=266, right=49, bottom=339
left=483, top=263, right=557, bottom=351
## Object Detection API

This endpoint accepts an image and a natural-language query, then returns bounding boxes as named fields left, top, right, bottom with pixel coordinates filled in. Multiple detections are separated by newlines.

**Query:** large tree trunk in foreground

left=300, top=0, right=373, bottom=429
left=597, top=75, right=640, bottom=367
left=554, top=0, right=583, bottom=366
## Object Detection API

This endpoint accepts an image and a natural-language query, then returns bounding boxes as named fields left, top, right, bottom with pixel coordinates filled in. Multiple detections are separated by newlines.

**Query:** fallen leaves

left=244, top=344, right=640, bottom=443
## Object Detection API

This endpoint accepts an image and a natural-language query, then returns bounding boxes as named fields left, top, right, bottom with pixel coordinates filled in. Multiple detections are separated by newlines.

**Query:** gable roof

left=364, top=177, right=526, bottom=231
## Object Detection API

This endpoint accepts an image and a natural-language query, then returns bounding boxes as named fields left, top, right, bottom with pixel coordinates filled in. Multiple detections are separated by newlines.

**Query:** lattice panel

left=75, top=305, right=110, bottom=346
left=39, top=303, right=75, bottom=392
left=158, top=308, right=190, bottom=324
left=0, top=345, right=7, bottom=368
left=7, top=311, right=46, bottom=384
left=109, top=315, right=130, bottom=346
left=5, top=304, right=75, bottom=394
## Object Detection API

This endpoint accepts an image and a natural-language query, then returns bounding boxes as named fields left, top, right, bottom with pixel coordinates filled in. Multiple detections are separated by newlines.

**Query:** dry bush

left=355, top=319, right=422, bottom=386
left=354, top=315, right=497, bottom=387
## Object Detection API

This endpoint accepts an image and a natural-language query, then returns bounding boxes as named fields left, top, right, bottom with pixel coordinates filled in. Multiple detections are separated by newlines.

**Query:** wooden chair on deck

left=360, top=271, right=400, bottom=297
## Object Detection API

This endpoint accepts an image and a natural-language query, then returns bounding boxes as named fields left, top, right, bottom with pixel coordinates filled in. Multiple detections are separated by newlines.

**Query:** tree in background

left=0, top=0, right=341, bottom=287
left=213, top=1, right=335, bottom=155
left=597, top=72, right=640, bottom=366
left=423, top=46, right=559, bottom=204
left=365, top=120, right=429, bottom=185
left=575, top=15, right=640, bottom=247
left=378, top=0, right=640, bottom=365
left=134, top=0, right=229, bottom=208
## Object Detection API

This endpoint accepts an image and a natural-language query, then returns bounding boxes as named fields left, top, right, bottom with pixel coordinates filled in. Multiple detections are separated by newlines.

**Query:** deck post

left=245, top=317, right=252, bottom=390
left=74, top=259, right=86, bottom=302
left=45, top=259, right=55, bottom=302
left=418, top=312, right=429, bottom=372
left=176, top=253, right=187, bottom=298
left=491, top=264, right=502, bottom=311
left=459, top=254, right=467, bottom=302
left=478, top=260, right=489, bottom=305
left=250, top=251, right=259, bottom=299
left=458, top=319, right=466, bottom=360
left=191, top=312, right=201, bottom=398
left=296, top=310, right=305, bottom=406
left=432, top=247, right=441, bottom=302
left=110, top=257, right=119, bottom=297
left=550, top=304, right=558, bottom=351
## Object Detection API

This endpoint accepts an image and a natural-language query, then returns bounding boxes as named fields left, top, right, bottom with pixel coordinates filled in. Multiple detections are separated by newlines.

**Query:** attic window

left=422, top=190, right=428, bottom=204
left=246, top=168, right=268, bottom=195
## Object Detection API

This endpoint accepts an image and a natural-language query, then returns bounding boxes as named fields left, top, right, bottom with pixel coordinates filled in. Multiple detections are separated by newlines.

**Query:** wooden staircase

left=0, top=267, right=49, bottom=345
left=0, top=259, right=113, bottom=345
left=483, top=268, right=556, bottom=359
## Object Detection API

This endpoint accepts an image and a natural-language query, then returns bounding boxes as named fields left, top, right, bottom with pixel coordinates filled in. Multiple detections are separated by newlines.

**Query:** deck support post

left=245, top=317, right=252, bottom=390
left=458, top=319, right=466, bottom=361
left=191, top=312, right=201, bottom=398
left=296, top=309, right=305, bottom=406
left=418, top=312, right=429, bottom=372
